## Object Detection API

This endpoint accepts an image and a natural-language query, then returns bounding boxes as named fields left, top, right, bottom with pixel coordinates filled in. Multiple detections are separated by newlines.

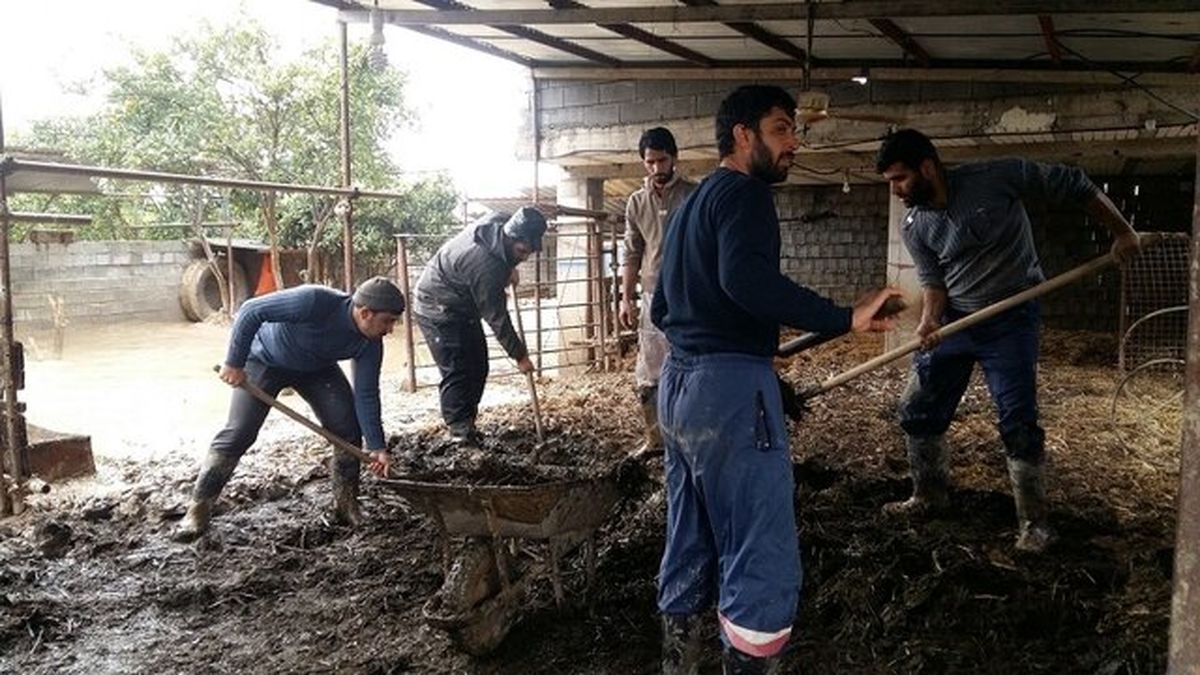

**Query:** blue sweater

left=225, top=285, right=386, bottom=450
left=903, top=158, right=1099, bottom=312
left=652, top=167, right=852, bottom=357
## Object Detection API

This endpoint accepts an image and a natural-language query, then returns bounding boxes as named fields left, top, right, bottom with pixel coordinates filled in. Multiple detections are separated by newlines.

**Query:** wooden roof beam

left=869, top=19, right=931, bottom=67
left=678, top=0, right=807, bottom=63
left=1038, top=15, right=1064, bottom=65
left=414, top=0, right=621, bottom=66
left=548, top=0, right=716, bottom=66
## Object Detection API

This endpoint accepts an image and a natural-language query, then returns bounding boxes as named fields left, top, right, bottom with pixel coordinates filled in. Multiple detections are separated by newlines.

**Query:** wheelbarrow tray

left=378, top=472, right=621, bottom=540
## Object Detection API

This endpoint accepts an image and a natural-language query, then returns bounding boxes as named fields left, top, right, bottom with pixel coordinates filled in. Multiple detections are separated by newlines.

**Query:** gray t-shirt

left=902, top=158, right=1098, bottom=312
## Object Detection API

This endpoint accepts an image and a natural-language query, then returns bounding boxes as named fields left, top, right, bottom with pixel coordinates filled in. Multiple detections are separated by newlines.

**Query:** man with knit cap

left=413, top=206, right=546, bottom=444
left=173, top=276, right=404, bottom=543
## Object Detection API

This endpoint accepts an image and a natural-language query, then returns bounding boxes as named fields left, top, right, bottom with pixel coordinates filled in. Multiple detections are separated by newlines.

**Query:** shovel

left=788, top=235, right=1160, bottom=405
left=211, top=364, right=392, bottom=476
left=509, top=282, right=546, bottom=445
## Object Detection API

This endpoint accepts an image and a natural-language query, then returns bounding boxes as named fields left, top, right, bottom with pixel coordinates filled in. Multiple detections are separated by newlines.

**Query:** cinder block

left=563, top=83, right=598, bottom=107
left=598, top=81, right=636, bottom=104
left=585, top=103, right=621, bottom=127
left=538, top=85, right=565, bottom=110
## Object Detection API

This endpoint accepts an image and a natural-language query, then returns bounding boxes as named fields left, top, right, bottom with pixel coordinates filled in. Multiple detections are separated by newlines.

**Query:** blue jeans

left=657, top=352, right=800, bottom=658
left=899, top=301, right=1045, bottom=462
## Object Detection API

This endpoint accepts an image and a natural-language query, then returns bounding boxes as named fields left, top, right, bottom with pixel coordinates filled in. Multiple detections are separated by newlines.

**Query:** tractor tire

left=179, top=259, right=249, bottom=322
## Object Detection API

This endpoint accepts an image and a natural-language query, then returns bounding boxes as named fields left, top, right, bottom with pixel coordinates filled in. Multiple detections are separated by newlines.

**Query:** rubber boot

left=882, top=435, right=950, bottom=518
left=661, top=613, right=704, bottom=675
left=1007, top=458, right=1055, bottom=553
left=721, top=646, right=781, bottom=675
left=449, top=420, right=482, bottom=449
left=172, top=451, right=238, bottom=543
left=172, top=499, right=213, bottom=543
left=331, top=473, right=364, bottom=527
left=634, top=386, right=662, bottom=457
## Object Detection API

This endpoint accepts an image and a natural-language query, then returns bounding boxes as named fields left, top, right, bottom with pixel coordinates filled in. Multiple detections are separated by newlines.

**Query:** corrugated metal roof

left=328, top=1, right=1200, bottom=73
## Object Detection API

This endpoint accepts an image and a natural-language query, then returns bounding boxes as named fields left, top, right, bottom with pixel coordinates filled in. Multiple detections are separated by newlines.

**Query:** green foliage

left=10, top=16, right=460, bottom=267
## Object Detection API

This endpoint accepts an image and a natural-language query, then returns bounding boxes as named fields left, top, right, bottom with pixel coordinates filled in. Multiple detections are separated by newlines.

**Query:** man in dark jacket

left=174, top=277, right=404, bottom=543
left=412, top=207, right=545, bottom=443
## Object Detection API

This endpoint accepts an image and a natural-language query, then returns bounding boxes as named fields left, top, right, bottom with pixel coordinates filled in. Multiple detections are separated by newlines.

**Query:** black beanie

left=352, top=276, right=406, bottom=314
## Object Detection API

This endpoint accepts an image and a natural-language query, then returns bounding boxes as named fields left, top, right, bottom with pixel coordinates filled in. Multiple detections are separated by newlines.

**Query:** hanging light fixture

left=842, top=169, right=852, bottom=194
left=368, top=2, right=388, bottom=71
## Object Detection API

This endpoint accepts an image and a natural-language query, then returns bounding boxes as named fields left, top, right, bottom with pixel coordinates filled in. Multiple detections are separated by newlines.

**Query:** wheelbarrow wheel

left=440, top=537, right=502, bottom=613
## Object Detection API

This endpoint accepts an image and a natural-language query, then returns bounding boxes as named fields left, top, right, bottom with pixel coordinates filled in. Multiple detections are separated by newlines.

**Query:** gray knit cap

left=352, top=276, right=406, bottom=314
left=502, top=206, right=548, bottom=252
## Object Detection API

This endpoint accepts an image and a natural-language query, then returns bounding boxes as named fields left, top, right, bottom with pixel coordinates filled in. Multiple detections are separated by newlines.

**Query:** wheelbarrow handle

left=799, top=233, right=1162, bottom=402
left=211, top=364, right=377, bottom=467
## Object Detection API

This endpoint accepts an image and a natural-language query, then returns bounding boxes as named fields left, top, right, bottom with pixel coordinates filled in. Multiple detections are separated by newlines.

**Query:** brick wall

left=10, top=241, right=193, bottom=336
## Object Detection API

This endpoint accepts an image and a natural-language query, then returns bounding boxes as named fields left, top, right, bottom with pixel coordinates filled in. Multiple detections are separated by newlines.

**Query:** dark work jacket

left=412, top=216, right=527, bottom=360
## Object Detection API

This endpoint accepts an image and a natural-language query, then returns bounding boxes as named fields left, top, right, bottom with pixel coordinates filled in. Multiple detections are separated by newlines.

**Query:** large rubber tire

left=179, top=259, right=249, bottom=322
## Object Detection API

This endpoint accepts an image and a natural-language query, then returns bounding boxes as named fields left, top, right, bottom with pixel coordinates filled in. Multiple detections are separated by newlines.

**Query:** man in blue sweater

left=876, top=129, right=1141, bottom=553
left=651, top=85, right=900, bottom=674
left=173, top=277, right=404, bottom=543
left=412, top=207, right=545, bottom=444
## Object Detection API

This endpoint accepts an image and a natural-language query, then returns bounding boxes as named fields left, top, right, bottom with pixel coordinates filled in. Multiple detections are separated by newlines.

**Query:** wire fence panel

left=1119, top=232, right=1191, bottom=371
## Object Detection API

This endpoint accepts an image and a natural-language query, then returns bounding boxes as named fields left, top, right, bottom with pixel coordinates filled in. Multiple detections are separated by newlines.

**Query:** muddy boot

left=882, top=435, right=950, bottom=518
left=331, top=476, right=364, bottom=528
left=172, top=451, right=238, bottom=543
left=172, top=499, right=213, bottom=543
left=449, top=421, right=482, bottom=449
left=662, top=613, right=704, bottom=675
left=721, top=646, right=780, bottom=675
left=634, top=386, right=662, bottom=457
left=1007, top=458, right=1055, bottom=553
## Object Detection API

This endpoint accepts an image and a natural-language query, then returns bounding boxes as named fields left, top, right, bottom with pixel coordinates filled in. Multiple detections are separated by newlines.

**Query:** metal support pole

left=584, top=219, right=597, bottom=368
left=396, top=236, right=417, bottom=393
left=609, top=219, right=620, bottom=364
left=534, top=249, right=543, bottom=376
left=0, top=96, right=20, bottom=516
left=339, top=21, right=354, bottom=291
left=595, top=220, right=609, bottom=372
left=1168, top=133, right=1200, bottom=675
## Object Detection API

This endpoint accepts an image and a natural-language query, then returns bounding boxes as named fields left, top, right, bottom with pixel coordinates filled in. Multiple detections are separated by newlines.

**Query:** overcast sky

left=0, top=0, right=546, bottom=197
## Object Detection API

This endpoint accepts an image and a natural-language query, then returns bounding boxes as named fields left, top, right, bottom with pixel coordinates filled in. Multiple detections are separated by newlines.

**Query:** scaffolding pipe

left=0, top=159, right=406, bottom=200
left=338, top=20, right=355, bottom=291
left=396, top=236, right=417, bottom=393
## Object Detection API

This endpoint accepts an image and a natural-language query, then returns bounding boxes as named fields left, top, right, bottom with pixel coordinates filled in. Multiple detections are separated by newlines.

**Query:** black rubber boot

left=661, top=613, right=704, bottom=675
left=173, top=451, right=239, bottom=543
left=1007, top=458, right=1055, bottom=552
left=882, top=434, right=950, bottom=518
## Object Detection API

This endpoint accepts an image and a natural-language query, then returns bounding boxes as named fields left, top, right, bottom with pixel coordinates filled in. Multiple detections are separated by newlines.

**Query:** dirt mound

left=0, top=332, right=1178, bottom=673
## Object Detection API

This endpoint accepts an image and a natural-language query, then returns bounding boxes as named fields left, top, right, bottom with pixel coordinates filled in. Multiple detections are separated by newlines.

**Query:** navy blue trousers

left=899, top=301, right=1045, bottom=462
left=199, top=359, right=362, bottom=500
left=657, top=352, right=800, bottom=658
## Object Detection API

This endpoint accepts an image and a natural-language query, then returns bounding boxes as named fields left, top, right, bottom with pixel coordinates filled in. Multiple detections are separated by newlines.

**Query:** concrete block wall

left=10, top=241, right=193, bottom=334
left=774, top=184, right=890, bottom=306
left=536, top=78, right=1079, bottom=132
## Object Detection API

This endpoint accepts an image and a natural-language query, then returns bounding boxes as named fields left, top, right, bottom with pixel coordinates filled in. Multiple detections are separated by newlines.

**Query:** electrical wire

left=1051, top=38, right=1200, bottom=122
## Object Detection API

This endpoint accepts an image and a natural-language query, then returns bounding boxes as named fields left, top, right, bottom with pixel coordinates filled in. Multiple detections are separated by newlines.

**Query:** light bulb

left=842, top=171, right=851, bottom=194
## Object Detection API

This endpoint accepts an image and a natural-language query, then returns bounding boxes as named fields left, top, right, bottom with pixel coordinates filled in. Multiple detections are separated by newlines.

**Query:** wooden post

left=338, top=21, right=354, bottom=291
left=1167, top=132, right=1200, bottom=675
left=396, top=236, right=417, bottom=393
left=0, top=95, right=21, bottom=516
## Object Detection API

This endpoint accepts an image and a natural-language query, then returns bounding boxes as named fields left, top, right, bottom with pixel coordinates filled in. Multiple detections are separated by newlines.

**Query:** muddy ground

left=0, top=329, right=1180, bottom=674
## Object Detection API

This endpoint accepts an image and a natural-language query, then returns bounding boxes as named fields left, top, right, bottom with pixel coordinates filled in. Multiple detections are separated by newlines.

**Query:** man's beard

left=748, top=138, right=791, bottom=184
left=903, top=174, right=935, bottom=207
left=652, top=170, right=674, bottom=186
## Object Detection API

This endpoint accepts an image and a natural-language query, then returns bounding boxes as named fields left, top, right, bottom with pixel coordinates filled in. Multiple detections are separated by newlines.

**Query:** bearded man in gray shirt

left=876, top=129, right=1141, bottom=553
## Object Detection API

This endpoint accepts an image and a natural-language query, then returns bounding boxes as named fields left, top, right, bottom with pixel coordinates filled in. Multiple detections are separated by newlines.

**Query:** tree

left=12, top=15, right=460, bottom=282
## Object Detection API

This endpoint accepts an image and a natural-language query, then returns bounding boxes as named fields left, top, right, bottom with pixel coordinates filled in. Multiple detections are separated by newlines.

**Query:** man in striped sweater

left=173, top=277, right=403, bottom=543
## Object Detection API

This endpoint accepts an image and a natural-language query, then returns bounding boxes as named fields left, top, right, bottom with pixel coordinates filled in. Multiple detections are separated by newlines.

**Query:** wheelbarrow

left=378, top=465, right=626, bottom=655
